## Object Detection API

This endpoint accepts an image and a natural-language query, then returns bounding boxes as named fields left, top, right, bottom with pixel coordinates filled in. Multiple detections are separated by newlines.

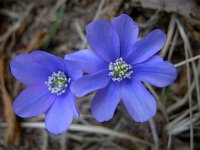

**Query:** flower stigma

left=109, top=58, right=133, bottom=81
left=45, top=71, right=71, bottom=96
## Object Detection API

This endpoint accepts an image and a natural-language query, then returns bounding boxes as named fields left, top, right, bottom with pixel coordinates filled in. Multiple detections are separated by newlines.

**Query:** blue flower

left=10, top=51, right=82, bottom=134
left=65, top=14, right=177, bottom=122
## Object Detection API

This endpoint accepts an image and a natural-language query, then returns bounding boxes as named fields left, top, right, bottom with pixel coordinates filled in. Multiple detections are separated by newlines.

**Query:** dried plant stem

left=167, top=80, right=195, bottom=114
left=167, top=112, right=199, bottom=135
left=174, top=55, right=200, bottom=68
left=167, top=29, right=178, bottom=60
left=176, top=18, right=200, bottom=111
left=74, top=20, right=88, bottom=49
left=160, top=15, right=176, bottom=57
left=167, top=106, right=197, bottom=133
left=41, top=130, right=48, bottom=150
left=149, top=119, right=159, bottom=150
left=93, top=0, right=106, bottom=21
left=0, top=122, right=152, bottom=147
left=176, top=18, right=193, bottom=150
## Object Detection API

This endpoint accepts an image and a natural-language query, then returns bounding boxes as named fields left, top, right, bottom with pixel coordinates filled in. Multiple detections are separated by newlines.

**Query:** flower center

left=45, top=71, right=71, bottom=96
left=108, top=58, right=133, bottom=81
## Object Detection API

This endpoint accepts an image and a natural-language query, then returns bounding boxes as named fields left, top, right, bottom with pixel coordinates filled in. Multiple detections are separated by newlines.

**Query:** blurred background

left=0, top=0, right=200, bottom=149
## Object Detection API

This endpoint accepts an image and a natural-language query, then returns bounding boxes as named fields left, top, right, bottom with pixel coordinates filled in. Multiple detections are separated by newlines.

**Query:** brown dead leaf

left=140, top=0, right=200, bottom=23
left=0, top=56, right=20, bottom=145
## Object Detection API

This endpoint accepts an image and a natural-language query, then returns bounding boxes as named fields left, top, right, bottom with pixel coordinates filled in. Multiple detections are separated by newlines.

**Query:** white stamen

left=108, top=57, right=133, bottom=82
left=45, top=71, right=70, bottom=96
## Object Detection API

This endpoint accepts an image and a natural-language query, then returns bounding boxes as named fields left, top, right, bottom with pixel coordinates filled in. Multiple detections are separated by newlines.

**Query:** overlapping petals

left=86, top=20, right=120, bottom=62
left=11, top=13, right=177, bottom=134
left=71, top=70, right=111, bottom=97
left=64, top=60, right=83, bottom=80
left=31, top=50, right=65, bottom=72
left=68, top=14, right=177, bottom=123
left=112, top=14, right=139, bottom=58
left=67, top=91, right=80, bottom=117
left=11, top=51, right=83, bottom=135
left=65, top=49, right=107, bottom=73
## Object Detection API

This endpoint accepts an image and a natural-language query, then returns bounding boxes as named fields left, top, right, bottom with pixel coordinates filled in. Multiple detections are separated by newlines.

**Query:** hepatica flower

left=65, top=14, right=177, bottom=122
left=10, top=51, right=82, bottom=134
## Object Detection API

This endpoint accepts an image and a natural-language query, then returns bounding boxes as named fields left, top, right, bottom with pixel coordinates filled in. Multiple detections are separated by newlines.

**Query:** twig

left=41, top=130, right=48, bottom=150
left=174, top=55, right=200, bottom=68
left=167, top=112, right=200, bottom=135
left=167, top=106, right=197, bottom=131
left=0, top=9, right=20, bottom=18
left=167, top=29, right=178, bottom=60
left=176, top=18, right=200, bottom=111
left=47, top=0, right=65, bottom=21
left=176, top=18, right=193, bottom=150
left=137, top=9, right=160, bottom=28
left=60, top=133, right=67, bottom=150
left=74, top=19, right=88, bottom=49
left=93, top=0, right=106, bottom=21
left=160, top=15, right=176, bottom=57
left=0, top=122, right=153, bottom=146
left=149, top=119, right=159, bottom=150
left=167, top=80, right=195, bottom=114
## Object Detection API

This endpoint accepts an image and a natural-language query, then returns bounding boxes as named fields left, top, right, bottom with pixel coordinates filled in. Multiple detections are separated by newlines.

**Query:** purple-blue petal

left=45, top=90, right=74, bottom=135
left=67, top=90, right=80, bottom=117
left=133, top=60, right=177, bottom=87
left=10, top=54, right=51, bottom=85
left=63, top=60, right=83, bottom=80
left=86, top=20, right=120, bottom=62
left=70, top=70, right=111, bottom=97
left=13, top=85, right=56, bottom=118
left=145, top=55, right=163, bottom=63
left=64, top=49, right=108, bottom=73
left=126, top=29, right=166, bottom=64
left=121, top=78, right=157, bottom=122
left=31, top=50, right=65, bottom=72
left=112, top=14, right=139, bottom=58
left=91, top=81, right=121, bottom=122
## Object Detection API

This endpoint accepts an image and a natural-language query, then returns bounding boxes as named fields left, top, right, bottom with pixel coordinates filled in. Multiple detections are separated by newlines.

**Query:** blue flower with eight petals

left=65, top=14, right=177, bottom=122
left=10, top=51, right=82, bottom=134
